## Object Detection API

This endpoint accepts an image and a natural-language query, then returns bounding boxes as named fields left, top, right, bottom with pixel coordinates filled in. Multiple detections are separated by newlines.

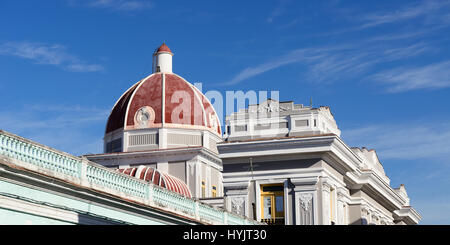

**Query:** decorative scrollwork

left=231, top=197, right=245, bottom=215
left=299, top=193, right=313, bottom=211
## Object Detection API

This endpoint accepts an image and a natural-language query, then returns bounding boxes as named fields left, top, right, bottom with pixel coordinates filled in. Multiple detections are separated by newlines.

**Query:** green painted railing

left=0, top=132, right=80, bottom=177
left=228, top=212, right=249, bottom=225
left=0, top=130, right=261, bottom=225
left=86, top=164, right=148, bottom=199
left=198, top=202, right=224, bottom=223
left=153, top=184, right=197, bottom=216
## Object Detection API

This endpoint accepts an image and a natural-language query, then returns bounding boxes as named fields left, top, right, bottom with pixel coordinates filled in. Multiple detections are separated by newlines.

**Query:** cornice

left=394, top=206, right=422, bottom=224
left=85, top=146, right=222, bottom=166
left=219, top=135, right=362, bottom=174
left=290, top=176, right=319, bottom=186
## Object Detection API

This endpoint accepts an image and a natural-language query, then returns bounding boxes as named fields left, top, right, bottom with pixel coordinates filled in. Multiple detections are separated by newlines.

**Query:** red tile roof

left=156, top=43, right=172, bottom=53
left=105, top=73, right=221, bottom=135
left=119, top=166, right=192, bottom=198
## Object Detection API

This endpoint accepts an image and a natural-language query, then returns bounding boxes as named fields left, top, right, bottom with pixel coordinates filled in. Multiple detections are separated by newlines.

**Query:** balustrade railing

left=0, top=130, right=261, bottom=225
left=0, top=132, right=80, bottom=177
left=152, top=184, right=196, bottom=216
left=261, top=218, right=285, bottom=225
left=228, top=212, right=249, bottom=225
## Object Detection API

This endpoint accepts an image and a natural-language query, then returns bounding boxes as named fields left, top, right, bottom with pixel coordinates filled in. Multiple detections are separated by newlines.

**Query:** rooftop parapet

left=223, top=99, right=341, bottom=141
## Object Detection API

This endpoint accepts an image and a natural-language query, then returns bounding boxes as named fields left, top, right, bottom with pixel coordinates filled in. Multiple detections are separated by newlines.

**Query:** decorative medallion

left=134, top=106, right=155, bottom=129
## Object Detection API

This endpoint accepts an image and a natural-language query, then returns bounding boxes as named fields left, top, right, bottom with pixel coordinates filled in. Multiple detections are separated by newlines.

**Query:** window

left=234, top=125, right=247, bottom=132
left=212, top=185, right=217, bottom=197
left=260, top=184, right=285, bottom=225
left=201, top=180, right=206, bottom=198
left=295, top=120, right=309, bottom=127
left=254, top=123, right=270, bottom=130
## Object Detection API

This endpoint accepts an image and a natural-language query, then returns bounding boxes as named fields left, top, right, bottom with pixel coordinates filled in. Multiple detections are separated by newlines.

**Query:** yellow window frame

left=260, top=184, right=285, bottom=220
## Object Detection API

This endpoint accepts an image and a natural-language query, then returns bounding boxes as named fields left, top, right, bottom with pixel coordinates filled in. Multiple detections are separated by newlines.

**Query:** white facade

left=218, top=100, right=421, bottom=225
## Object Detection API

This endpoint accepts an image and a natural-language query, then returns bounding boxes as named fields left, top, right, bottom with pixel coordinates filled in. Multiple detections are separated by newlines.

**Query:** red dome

left=105, top=73, right=221, bottom=136
left=156, top=43, right=172, bottom=53
left=119, top=166, right=192, bottom=198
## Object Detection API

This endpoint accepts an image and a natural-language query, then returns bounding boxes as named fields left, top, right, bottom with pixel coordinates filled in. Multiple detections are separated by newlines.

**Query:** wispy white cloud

left=358, top=0, right=450, bottom=29
left=366, top=28, right=435, bottom=42
left=0, top=105, right=108, bottom=131
left=0, top=104, right=109, bottom=155
left=343, top=122, right=450, bottom=160
left=231, top=2, right=449, bottom=91
left=311, top=0, right=450, bottom=40
left=84, top=0, right=152, bottom=11
left=381, top=43, right=430, bottom=60
left=372, top=61, right=450, bottom=93
left=0, top=42, right=104, bottom=72
left=225, top=48, right=325, bottom=85
left=225, top=42, right=430, bottom=86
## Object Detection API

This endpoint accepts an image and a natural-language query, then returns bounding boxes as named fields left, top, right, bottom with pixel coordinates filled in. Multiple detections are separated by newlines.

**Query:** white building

left=86, top=44, right=421, bottom=225
left=220, top=99, right=421, bottom=225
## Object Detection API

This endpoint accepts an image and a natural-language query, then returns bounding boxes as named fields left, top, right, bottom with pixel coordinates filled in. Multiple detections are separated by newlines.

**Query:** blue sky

left=1, top=0, right=450, bottom=224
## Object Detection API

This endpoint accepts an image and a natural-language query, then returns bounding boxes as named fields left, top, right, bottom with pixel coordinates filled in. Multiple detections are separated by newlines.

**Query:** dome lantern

left=153, top=42, right=173, bottom=73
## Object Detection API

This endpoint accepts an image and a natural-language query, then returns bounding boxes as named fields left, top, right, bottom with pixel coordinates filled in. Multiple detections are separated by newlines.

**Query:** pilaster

left=321, top=180, right=332, bottom=225
left=224, top=181, right=250, bottom=218
left=291, top=177, right=319, bottom=225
